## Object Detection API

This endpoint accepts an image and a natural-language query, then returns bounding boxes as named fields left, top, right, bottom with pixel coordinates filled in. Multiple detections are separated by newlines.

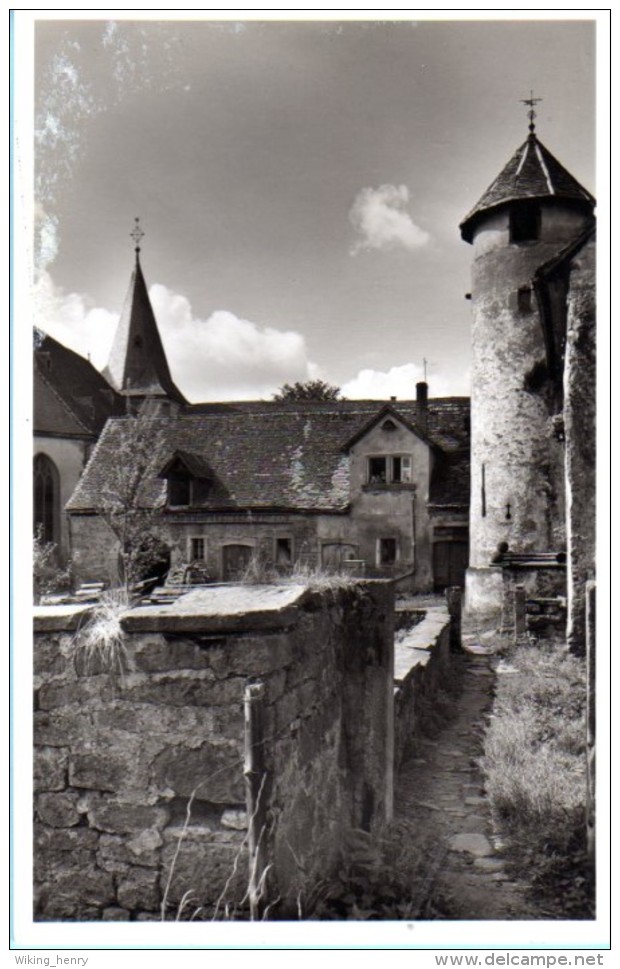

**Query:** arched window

left=33, top=453, right=59, bottom=546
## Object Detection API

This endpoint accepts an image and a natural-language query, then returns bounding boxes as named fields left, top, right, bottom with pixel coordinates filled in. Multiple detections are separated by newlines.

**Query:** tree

left=97, top=409, right=169, bottom=592
left=273, top=379, right=342, bottom=401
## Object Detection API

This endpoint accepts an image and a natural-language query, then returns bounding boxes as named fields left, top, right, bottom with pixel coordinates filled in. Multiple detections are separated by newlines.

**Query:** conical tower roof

left=460, top=133, right=595, bottom=243
left=103, top=254, right=186, bottom=404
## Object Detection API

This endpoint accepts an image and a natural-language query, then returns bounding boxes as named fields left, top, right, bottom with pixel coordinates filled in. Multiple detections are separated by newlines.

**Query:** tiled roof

left=34, top=330, right=123, bottom=436
left=67, top=398, right=470, bottom=513
left=460, top=134, right=595, bottom=243
left=102, top=256, right=186, bottom=404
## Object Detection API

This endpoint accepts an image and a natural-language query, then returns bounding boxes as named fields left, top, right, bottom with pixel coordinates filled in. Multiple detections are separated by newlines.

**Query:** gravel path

left=394, top=648, right=538, bottom=920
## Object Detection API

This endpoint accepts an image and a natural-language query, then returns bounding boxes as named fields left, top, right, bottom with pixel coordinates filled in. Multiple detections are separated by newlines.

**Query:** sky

left=31, top=14, right=597, bottom=402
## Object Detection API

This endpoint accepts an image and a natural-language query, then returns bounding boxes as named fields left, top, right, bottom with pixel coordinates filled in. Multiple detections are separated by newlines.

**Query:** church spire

left=102, top=221, right=186, bottom=406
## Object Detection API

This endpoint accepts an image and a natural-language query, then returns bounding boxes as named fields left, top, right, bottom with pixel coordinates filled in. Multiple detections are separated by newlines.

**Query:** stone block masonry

left=33, top=581, right=394, bottom=920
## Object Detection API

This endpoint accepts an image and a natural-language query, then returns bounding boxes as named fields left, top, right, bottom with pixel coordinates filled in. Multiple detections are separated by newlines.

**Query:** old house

left=460, top=111, right=596, bottom=641
left=33, top=329, right=122, bottom=563
left=66, top=246, right=470, bottom=592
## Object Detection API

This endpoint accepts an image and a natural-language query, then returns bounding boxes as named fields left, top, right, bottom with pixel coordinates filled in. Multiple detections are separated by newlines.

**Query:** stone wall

left=564, top=237, right=596, bottom=654
left=33, top=581, right=394, bottom=920
left=393, top=604, right=452, bottom=768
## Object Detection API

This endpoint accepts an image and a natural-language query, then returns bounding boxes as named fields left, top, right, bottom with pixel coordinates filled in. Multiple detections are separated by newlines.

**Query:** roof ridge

left=35, top=364, right=93, bottom=436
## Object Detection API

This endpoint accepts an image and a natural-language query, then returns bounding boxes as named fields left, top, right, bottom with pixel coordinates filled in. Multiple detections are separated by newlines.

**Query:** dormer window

left=367, top=455, right=412, bottom=485
left=158, top=450, right=214, bottom=508
left=168, top=473, right=192, bottom=507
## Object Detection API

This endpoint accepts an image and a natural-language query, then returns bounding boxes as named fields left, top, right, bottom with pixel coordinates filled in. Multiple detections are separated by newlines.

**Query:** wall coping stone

left=34, top=581, right=393, bottom=636
left=119, top=584, right=309, bottom=634
left=33, top=604, right=94, bottom=632
left=394, top=605, right=449, bottom=686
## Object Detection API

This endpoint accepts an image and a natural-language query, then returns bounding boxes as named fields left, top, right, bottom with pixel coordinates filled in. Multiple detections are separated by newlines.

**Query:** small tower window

left=518, top=286, right=532, bottom=314
left=510, top=203, right=540, bottom=243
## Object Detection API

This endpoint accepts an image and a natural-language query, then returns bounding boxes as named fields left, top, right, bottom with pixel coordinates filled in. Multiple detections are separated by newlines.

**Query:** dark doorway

left=433, top=541, right=469, bottom=591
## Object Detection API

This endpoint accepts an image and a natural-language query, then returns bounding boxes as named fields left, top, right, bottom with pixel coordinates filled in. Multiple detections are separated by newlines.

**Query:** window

left=275, top=537, right=293, bottom=566
left=34, top=454, right=59, bottom=545
left=367, top=455, right=412, bottom=484
left=517, top=286, right=532, bottom=314
left=190, top=537, right=205, bottom=561
left=168, top=475, right=191, bottom=507
left=378, top=538, right=397, bottom=566
left=368, top=456, right=387, bottom=483
left=510, top=204, right=540, bottom=243
left=392, top=456, right=412, bottom=483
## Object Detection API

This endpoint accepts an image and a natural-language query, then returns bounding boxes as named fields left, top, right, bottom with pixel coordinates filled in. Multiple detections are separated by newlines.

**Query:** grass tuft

left=482, top=640, right=593, bottom=917
left=72, top=590, right=130, bottom=675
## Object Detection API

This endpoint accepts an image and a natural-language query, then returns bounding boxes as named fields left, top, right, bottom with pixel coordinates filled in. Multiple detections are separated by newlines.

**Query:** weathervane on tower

left=130, top=217, right=144, bottom=255
left=519, top=90, right=543, bottom=135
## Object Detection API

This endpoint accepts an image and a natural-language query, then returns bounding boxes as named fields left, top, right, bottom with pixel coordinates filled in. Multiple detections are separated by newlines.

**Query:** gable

left=342, top=404, right=433, bottom=452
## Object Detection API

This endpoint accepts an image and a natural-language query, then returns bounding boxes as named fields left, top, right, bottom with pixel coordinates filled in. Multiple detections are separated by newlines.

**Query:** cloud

left=149, top=284, right=319, bottom=400
left=349, top=184, right=430, bottom=254
left=342, top=362, right=470, bottom=399
left=33, top=272, right=319, bottom=402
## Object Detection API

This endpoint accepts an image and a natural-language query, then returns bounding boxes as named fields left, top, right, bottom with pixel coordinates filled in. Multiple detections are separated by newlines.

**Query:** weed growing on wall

left=72, top=590, right=130, bottom=675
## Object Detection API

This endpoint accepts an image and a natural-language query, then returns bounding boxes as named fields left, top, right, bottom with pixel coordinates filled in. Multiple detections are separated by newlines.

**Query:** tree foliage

left=273, top=379, right=342, bottom=401
left=97, top=410, right=168, bottom=591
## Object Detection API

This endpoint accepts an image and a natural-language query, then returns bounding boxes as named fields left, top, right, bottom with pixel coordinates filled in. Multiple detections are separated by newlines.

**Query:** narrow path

left=394, top=649, right=537, bottom=920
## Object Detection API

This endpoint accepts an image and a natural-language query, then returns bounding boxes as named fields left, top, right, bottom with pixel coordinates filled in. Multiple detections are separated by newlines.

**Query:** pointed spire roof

left=103, top=253, right=186, bottom=404
left=460, top=133, right=595, bottom=243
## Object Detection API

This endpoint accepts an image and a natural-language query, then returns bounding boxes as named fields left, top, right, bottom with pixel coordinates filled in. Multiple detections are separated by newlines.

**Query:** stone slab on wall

left=33, top=580, right=394, bottom=921
left=393, top=605, right=452, bottom=768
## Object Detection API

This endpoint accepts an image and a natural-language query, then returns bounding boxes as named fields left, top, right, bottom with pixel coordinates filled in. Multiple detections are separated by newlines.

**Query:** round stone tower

left=460, top=125, right=595, bottom=617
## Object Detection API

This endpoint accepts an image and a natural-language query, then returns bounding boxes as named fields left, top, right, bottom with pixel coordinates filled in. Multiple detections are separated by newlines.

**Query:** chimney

left=416, top=381, right=428, bottom=434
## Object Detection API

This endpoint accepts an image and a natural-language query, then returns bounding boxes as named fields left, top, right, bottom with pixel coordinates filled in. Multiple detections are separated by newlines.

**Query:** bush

left=33, top=528, right=72, bottom=603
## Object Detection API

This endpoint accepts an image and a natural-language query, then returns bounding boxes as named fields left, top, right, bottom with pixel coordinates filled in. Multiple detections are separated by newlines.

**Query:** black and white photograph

left=11, top=8, right=610, bottom=956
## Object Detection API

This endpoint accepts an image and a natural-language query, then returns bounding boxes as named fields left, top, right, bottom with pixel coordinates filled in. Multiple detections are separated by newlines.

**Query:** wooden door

left=321, top=543, right=358, bottom=570
left=433, top=541, right=469, bottom=590
left=222, top=544, right=253, bottom=581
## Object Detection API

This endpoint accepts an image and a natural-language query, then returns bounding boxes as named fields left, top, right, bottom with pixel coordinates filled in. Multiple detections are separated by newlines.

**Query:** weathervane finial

left=520, top=90, right=543, bottom=135
left=130, top=217, right=144, bottom=256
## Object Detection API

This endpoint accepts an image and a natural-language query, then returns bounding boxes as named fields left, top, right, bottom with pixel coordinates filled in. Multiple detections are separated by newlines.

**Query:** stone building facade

left=33, top=330, right=122, bottom=563
left=65, top=248, right=470, bottom=593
